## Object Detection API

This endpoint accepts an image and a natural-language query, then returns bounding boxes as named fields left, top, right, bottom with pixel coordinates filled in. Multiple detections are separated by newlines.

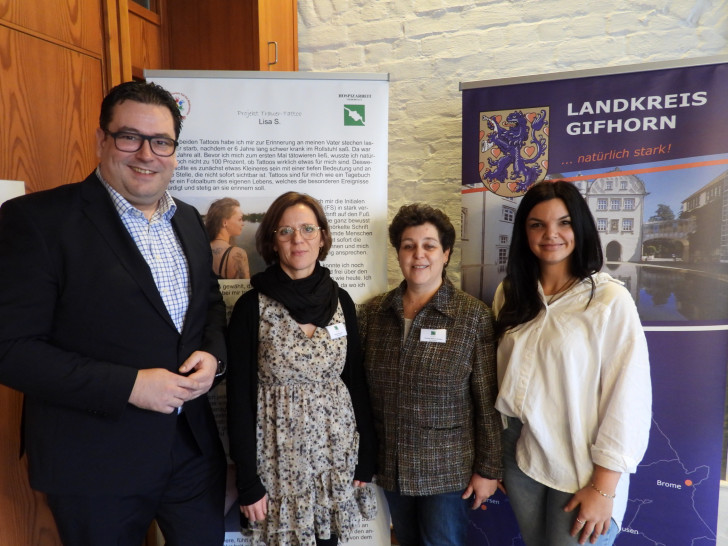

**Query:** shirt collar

left=96, top=166, right=177, bottom=221
left=384, top=277, right=457, bottom=318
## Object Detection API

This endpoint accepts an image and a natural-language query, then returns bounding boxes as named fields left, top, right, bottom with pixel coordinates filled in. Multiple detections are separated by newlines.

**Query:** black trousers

left=316, top=535, right=338, bottom=546
left=47, top=413, right=227, bottom=546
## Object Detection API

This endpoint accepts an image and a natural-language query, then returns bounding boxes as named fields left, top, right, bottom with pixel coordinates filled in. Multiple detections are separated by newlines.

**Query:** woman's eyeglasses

left=274, top=224, right=321, bottom=241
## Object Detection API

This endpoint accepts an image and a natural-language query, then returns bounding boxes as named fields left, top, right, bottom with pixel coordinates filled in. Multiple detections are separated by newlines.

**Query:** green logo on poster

left=344, top=105, right=366, bottom=126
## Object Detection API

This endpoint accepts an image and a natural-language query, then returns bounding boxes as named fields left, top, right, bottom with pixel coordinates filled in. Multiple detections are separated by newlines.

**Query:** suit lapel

left=171, top=201, right=207, bottom=336
left=80, top=174, right=177, bottom=330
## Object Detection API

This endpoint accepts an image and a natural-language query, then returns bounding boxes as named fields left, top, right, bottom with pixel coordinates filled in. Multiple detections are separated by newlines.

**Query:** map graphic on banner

left=460, top=57, right=728, bottom=545
left=147, top=71, right=391, bottom=545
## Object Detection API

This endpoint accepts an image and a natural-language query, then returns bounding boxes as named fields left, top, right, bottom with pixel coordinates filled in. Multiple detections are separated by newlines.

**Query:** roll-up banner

left=146, top=71, right=390, bottom=545
left=460, top=57, right=728, bottom=544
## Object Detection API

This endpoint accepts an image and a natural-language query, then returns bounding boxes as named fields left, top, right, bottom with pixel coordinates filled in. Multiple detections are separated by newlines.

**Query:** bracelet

left=590, top=483, right=616, bottom=499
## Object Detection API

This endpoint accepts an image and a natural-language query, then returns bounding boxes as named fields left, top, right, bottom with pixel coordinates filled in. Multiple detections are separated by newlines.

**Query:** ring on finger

left=576, top=518, right=586, bottom=525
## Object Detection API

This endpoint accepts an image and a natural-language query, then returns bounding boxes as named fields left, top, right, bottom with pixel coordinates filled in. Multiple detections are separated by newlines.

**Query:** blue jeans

left=503, top=418, right=619, bottom=546
left=384, top=487, right=470, bottom=546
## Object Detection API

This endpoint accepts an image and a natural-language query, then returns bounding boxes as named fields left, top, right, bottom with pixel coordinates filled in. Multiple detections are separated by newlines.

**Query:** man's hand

left=128, top=368, right=201, bottom=414
left=178, top=350, right=218, bottom=397
left=128, top=351, right=217, bottom=414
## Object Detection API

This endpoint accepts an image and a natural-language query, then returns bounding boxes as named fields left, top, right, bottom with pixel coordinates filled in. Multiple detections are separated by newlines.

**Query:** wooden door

left=128, top=0, right=168, bottom=79
left=0, top=7, right=104, bottom=543
left=255, top=0, right=298, bottom=71
left=166, top=0, right=298, bottom=72
left=166, top=0, right=257, bottom=71
left=0, top=26, right=102, bottom=193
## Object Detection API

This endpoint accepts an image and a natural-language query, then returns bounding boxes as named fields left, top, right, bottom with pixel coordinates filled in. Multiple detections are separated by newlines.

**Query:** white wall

left=297, top=0, right=728, bottom=287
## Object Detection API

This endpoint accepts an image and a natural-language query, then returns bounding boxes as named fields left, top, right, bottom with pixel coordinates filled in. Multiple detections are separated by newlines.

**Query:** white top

left=494, top=272, right=651, bottom=528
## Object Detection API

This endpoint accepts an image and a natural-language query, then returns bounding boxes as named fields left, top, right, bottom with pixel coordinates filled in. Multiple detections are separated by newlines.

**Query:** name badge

left=420, top=328, right=446, bottom=343
left=326, top=323, right=347, bottom=339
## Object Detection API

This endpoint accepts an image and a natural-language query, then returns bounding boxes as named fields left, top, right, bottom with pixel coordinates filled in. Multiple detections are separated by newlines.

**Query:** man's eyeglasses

left=104, top=130, right=179, bottom=157
left=273, top=224, right=322, bottom=241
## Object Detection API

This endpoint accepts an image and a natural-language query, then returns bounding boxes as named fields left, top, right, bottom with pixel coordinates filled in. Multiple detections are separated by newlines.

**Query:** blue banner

left=461, top=57, right=728, bottom=544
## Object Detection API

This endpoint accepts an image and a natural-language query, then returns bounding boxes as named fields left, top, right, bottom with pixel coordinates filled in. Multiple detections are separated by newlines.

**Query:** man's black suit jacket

left=0, top=172, right=227, bottom=495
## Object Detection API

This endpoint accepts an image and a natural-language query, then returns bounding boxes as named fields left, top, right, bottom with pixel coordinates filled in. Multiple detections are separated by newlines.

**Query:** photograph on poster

left=462, top=153, right=728, bottom=325
left=204, top=197, right=253, bottom=280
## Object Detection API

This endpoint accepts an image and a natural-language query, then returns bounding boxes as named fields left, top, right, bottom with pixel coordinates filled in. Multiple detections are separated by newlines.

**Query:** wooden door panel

left=128, top=8, right=164, bottom=74
left=0, top=25, right=102, bottom=194
left=0, top=386, right=61, bottom=546
left=166, top=0, right=256, bottom=70
left=0, top=26, right=103, bottom=542
left=0, top=0, right=103, bottom=55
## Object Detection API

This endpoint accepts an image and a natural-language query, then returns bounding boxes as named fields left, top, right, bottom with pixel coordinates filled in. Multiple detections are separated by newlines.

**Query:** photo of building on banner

left=147, top=71, right=391, bottom=546
left=460, top=57, right=728, bottom=545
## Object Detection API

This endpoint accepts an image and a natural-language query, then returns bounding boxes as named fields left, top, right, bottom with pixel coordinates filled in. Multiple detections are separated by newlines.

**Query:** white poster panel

left=147, top=71, right=388, bottom=303
left=0, top=180, right=25, bottom=205
left=147, top=71, right=390, bottom=545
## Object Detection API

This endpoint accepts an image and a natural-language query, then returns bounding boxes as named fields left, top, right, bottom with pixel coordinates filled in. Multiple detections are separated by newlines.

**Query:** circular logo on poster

left=172, top=92, right=191, bottom=120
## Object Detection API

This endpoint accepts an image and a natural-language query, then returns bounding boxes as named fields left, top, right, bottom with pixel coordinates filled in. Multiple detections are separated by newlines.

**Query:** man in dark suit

left=0, top=81, right=228, bottom=545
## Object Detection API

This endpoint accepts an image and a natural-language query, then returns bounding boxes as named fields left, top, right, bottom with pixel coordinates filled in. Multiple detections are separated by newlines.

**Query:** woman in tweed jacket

left=360, top=203, right=502, bottom=546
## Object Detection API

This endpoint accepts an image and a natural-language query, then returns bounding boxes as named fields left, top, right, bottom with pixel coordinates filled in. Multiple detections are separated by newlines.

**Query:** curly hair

left=389, top=203, right=455, bottom=277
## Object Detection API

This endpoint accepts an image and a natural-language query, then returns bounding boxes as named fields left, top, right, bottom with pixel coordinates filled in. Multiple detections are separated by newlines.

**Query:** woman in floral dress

left=227, top=191, right=377, bottom=546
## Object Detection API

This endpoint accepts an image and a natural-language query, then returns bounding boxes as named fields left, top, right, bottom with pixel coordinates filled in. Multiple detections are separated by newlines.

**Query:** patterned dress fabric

left=248, top=294, right=376, bottom=545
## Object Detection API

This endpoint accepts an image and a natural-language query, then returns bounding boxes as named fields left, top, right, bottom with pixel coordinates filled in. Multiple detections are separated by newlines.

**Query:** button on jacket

left=360, top=278, right=502, bottom=495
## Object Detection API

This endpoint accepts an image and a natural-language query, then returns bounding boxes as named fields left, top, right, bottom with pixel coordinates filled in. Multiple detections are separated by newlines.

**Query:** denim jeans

left=384, top=487, right=470, bottom=546
left=503, top=418, right=620, bottom=546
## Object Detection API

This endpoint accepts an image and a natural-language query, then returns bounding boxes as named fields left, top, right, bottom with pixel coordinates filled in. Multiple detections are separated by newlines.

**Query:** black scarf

left=251, top=262, right=339, bottom=327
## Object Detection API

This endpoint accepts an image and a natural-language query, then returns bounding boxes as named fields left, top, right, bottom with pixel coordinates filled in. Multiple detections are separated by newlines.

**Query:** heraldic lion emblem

left=479, top=108, right=549, bottom=197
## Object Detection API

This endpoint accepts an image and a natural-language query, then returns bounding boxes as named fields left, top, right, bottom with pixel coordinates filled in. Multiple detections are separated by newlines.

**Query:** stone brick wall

left=298, top=0, right=728, bottom=289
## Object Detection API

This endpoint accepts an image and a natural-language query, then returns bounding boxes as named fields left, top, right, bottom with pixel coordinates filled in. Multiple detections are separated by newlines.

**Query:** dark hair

left=495, top=181, right=603, bottom=338
left=99, top=81, right=182, bottom=139
left=205, top=197, right=241, bottom=242
left=256, top=192, right=332, bottom=265
left=389, top=203, right=455, bottom=277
